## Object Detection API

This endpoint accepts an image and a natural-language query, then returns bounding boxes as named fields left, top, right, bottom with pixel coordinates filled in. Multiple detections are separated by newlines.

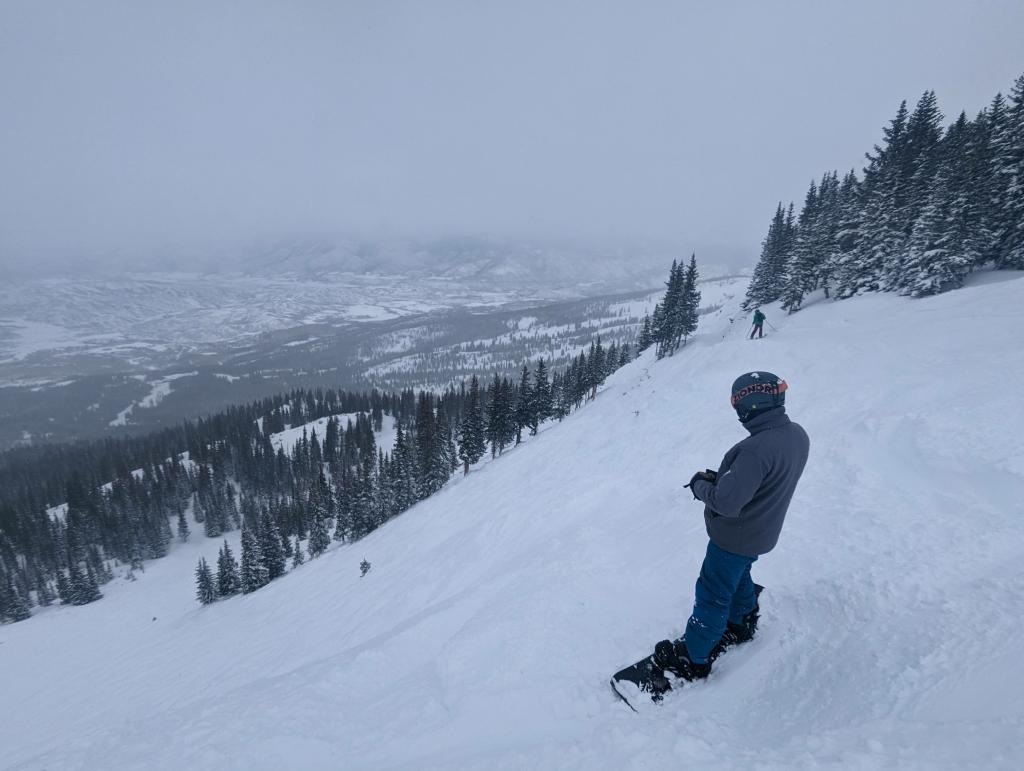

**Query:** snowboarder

left=667, top=372, right=809, bottom=680
left=750, top=309, right=766, bottom=339
left=610, top=372, right=809, bottom=705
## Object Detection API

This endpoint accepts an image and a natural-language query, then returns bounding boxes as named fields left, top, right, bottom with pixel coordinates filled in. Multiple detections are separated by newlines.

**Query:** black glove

left=685, top=469, right=718, bottom=499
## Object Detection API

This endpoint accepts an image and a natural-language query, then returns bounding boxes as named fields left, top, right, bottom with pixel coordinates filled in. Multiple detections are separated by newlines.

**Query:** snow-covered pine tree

left=348, top=451, right=376, bottom=538
left=458, top=375, right=487, bottom=473
left=392, top=422, right=419, bottom=513
left=176, top=508, right=190, bottom=543
left=216, top=540, right=240, bottom=597
left=431, top=403, right=456, bottom=491
left=882, top=90, right=944, bottom=291
left=841, top=101, right=910, bottom=296
left=258, top=509, right=286, bottom=581
left=377, top=451, right=399, bottom=522
left=324, top=415, right=340, bottom=464
left=663, top=260, right=688, bottom=356
left=994, top=75, right=1024, bottom=268
left=830, top=170, right=861, bottom=294
left=902, top=93, right=945, bottom=226
left=530, top=359, right=552, bottom=434
left=901, top=112, right=979, bottom=295
left=486, top=373, right=507, bottom=457
left=781, top=179, right=820, bottom=312
left=814, top=171, right=842, bottom=298
left=514, top=365, right=532, bottom=445
left=744, top=204, right=788, bottom=309
left=67, top=559, right=102, bottom=605
left=414, top=392, right=437, bottom=492
left=652, top=260, right=680, bottom=358
left=240, top=526, right=268, bottom=594
left=1, top=575, right=31, bottom=623
left=677, top=254, right=701, bottom=346
left=55, top=568, right=71, bottom=604
left=637, top=312, right=652, bottom=353
left=307, top=496, right=330, bottom=558
left=195, top=557, right=216, bottom=605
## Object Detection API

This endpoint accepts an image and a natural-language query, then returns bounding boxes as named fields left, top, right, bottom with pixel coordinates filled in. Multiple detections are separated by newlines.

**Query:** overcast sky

left=1, top=0, right=1022, bottom=271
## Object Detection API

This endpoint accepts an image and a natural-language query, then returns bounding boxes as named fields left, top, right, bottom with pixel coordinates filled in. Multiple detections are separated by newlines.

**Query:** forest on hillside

left=745, top=72, right=1024, bottom=309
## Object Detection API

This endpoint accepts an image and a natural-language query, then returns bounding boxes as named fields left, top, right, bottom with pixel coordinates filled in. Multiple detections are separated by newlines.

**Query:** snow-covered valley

left=1, top=272, right=743, bottom=450
left=1, top=271, right=1022, bottom=770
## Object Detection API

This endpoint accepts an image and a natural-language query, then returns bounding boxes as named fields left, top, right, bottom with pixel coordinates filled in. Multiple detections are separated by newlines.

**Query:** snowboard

left=610, top=584, right=763, bottom=711
left=609, top=654, right=672, bottom=711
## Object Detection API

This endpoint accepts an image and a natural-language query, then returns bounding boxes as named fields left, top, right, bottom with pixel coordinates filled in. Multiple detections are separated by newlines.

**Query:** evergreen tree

left=55, top=569, right=71, bottom=604
left=744, top=203, right=788, bottom=309
left=414, top=392, right=438, bottom=494
left=994, top=75, right=1024, bottom=268
left=814, top=171, right=842, bottom=297
left=514, top=365, right=532, bottom=445
left=678, top=254, right=701, bottom=345
left=176, top=508, right=190, bottom=543
left=881, top=90, right=944, bottom=290
left=240, top=526, right=268, bottom=594
left=195, top=557, right=216, bottom=605
left=307, top=498, right=330, bottom=557
left=1, top=577, right=31, bottom=623
left=457, top=375, right=486, bottom=474
left=292, top=536, right=305, bottom=568
left=654, top=260, right=682, bottom=357
left=486, top=373, right=510, bottom=457
left=830, top=170, right=861, bottom=294
left=618, top=343, right=631, bottom=367
left=842, top=100, right=910, bottom=295
left=901, top=113, right=975, bottom=295
left=258, top=509, right=286, bottom=580
left=530, top=359, right=552, bottom=434
left=637, top=312, right=653, bottom=353
left=781, top=179, right=821, bottom=312
left=67, top=559, right=102, bottom=605
left=649, top=301, right=666, bottom=359
left=216, top=540, right=240, bottom=597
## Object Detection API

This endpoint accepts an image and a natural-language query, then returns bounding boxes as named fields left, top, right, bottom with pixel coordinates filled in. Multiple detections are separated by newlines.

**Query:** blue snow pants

left=683, top=540, right=758, bottom=664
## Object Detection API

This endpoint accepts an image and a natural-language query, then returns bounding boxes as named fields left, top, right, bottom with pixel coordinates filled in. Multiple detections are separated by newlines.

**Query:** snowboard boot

left=653, top=639, right=711, bottom=682
left=709, top=604, right=759, bottom=662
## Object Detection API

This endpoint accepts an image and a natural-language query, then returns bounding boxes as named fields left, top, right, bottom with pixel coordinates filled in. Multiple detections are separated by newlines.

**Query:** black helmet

left=730, top=371, right=787, bottom=423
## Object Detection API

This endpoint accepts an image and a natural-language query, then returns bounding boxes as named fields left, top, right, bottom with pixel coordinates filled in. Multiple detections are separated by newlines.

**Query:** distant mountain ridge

left=10, top=236, right=732, bottom=293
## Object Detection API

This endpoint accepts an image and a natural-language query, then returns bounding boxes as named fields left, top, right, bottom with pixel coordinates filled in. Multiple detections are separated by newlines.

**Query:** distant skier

left=750, top=309, right=766, bottom=339
left=664, top=372, right=809, bottom=681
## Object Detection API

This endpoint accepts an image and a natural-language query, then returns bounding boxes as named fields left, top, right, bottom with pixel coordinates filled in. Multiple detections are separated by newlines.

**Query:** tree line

left=192, top=337, right=632, bottom=605
left=636, top=254, right=702, bottom=358
left=0, top=334, right=635, bottom=622
left=744, top=72, right=1024, bottom=310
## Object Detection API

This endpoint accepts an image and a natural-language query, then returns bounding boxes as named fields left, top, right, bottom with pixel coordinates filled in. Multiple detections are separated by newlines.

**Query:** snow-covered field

left=269, top=413, right=398, bottom=457
left=109, top=372, right=199, bottom=426
left=2, top=272, right=1023, bottom=770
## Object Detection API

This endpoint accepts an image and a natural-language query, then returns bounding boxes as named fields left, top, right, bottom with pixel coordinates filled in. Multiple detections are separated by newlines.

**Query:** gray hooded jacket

left=690, top=407, right=809, bottom=557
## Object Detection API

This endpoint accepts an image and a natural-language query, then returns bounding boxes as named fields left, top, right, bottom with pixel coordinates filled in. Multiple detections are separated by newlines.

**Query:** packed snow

left=2, top=272, right=1023, bottom=770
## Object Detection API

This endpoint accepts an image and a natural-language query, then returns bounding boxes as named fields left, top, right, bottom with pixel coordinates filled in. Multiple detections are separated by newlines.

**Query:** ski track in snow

left=2, top=272, right=1023, bottom=770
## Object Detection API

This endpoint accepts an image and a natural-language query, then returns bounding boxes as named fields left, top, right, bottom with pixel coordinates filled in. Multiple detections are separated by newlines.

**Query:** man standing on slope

left=657, top=371, right=809, bottom=681
left=750, top=308, right=766, bottom=339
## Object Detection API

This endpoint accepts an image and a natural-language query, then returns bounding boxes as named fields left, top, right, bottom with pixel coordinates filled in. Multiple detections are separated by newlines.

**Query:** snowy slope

left=269, top=413, right=398, bottom=457
left=2, top=273, right=1023, bottom=770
